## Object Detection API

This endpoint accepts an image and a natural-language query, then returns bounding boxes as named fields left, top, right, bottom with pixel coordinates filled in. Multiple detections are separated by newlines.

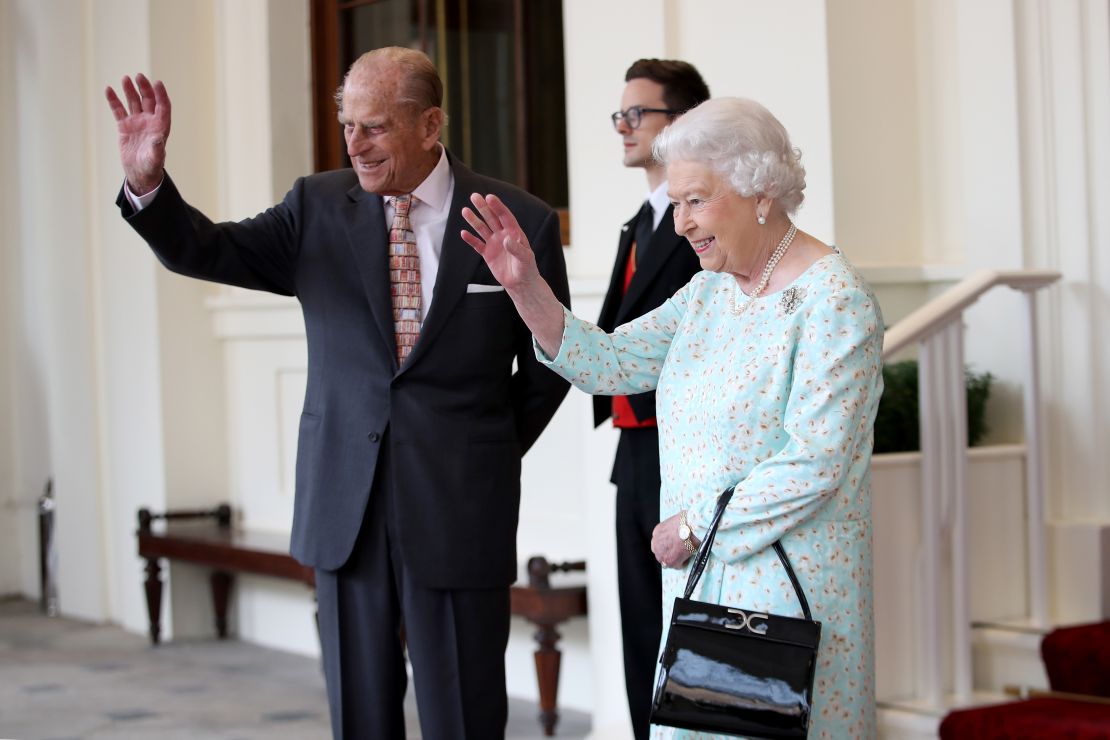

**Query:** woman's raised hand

left=104, top=74, right=171, bottom=196
left=460, top=193, right=540, bottom=292
left=461, top=193, right=567, bottom=358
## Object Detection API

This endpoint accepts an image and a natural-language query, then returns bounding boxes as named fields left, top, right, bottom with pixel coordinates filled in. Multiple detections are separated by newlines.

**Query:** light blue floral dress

left=540, top=253, right=883, bottom=739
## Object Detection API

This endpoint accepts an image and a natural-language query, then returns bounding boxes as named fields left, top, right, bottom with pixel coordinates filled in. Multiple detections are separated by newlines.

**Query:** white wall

left=927, top=0, right=1029, bottom=445
left=6, top=0, right=109, bottom=621
left=826, top=0, right=1110, bottom=615
left=827, top=0, right=924, bottom=267
left=0, top=0, right=23, bottom=597
left=1016, top=0, right=1110, bottom=523
left=564, top=0, right=836, bottom=280
left=149, top=0, right=228, bottom=517
left=0, top=0, right=303, bottom=629
left=1012, top=0, right=1110, bottom=623
left=666, top=0, right=837, bottom=244
left=85, top=0, right=167, bottom=637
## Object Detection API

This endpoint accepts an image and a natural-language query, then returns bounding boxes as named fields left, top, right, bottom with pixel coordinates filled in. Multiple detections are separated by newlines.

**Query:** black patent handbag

left=650, top=486, right=821, bottom=739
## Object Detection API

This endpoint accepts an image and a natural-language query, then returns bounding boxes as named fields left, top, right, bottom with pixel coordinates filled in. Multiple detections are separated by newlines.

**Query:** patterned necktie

left=389, top=194, right=422, bottom=365
left=634, top=199, right=654, bottom=265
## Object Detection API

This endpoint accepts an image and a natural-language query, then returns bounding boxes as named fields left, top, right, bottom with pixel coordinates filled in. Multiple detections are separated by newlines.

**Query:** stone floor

left=0, top=597, right=590, bottom=740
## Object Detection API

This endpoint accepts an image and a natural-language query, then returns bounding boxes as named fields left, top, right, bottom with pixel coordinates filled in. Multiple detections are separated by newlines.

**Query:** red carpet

left=939, top=697, right=1110, bottom=739
left=941, top=621, right=1110, bottom=738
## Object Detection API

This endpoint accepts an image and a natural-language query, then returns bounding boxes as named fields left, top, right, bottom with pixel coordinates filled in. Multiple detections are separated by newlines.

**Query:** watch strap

left=679, top=510, right=696, bottom=552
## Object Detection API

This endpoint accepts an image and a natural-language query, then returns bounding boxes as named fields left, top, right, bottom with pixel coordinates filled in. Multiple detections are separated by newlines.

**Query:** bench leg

left=533, top=623, right=563, bottom=736
left=143, top=558, right=162, bottom=645
left=210, top=571, right=233, bottom=639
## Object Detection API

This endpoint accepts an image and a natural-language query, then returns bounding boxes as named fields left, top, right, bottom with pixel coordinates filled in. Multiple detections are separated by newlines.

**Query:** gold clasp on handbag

left=725, top=608, right=769, bottom=634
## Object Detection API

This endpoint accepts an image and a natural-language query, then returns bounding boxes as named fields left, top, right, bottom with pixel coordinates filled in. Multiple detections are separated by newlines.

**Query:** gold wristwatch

left=678, top=510, right=696, bottom=552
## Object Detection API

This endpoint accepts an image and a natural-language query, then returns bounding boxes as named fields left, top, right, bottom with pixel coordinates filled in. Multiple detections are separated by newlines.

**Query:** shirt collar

left=646, top=181, right=670, bottom=226
left=393, top=145, right=451, bottom=212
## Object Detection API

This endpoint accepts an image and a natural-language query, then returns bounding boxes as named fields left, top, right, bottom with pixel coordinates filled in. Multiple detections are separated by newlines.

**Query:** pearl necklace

left=729, top=222, right=798, bottom=315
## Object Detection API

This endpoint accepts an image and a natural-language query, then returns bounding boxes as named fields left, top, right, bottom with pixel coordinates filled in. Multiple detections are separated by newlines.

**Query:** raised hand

left=460, top=193, right=567, bottom=357
left=105, top=74, right=171, bottom=195
left=460, top=193, right=541, bottom=292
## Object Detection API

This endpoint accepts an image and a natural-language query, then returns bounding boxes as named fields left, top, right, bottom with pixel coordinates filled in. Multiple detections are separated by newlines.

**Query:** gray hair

left=653, top=97, right=806, bottom=215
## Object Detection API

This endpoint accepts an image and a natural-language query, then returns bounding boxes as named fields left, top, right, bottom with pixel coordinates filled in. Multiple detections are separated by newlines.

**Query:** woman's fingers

left=463, top=194, right=535, bottom=268
left=468, top=193, right=532, bottom=248
left=469, top=193, right=503, bottom=233
left=460, top=205, right=493, bottom=241
left=484, top=194, right=525, bottom=234
left=649, top=515, right=694, bottom=568
left=459, top=228, right=486, bottom=253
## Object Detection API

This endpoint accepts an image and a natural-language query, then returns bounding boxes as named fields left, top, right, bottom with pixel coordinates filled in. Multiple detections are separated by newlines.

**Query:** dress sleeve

left=686, top=282, right=885, bottom=562
left=534, top=278, right=695, bottom=396
left=509, top=208, right=572, bottom=454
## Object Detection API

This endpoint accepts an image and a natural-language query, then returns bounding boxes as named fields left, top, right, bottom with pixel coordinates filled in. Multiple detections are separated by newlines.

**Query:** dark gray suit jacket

left=119, top=155, right=570, bottom=589
left=593, top=204, right=702, bottom=427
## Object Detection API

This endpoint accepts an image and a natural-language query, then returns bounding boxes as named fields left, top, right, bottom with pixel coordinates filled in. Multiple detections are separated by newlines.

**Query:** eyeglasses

left=610, top=105, right=680, bottom=130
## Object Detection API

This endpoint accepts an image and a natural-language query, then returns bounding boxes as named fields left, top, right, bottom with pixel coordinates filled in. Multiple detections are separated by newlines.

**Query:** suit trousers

left=315, top=433, right=511, bottom=740
left=611, top=427, right=663, bottom=740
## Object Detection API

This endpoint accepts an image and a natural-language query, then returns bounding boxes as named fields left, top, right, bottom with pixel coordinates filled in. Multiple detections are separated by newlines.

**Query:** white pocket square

left=466, top=283, right=506, bottom=293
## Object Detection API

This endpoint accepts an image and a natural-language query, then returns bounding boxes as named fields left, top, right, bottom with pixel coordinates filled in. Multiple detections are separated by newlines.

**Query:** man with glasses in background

left=598, top=58, right=709, bottom=740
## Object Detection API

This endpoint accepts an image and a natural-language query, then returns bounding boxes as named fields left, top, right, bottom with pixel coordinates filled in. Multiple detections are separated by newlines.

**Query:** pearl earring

left=757, top=215, right=766, bottom=225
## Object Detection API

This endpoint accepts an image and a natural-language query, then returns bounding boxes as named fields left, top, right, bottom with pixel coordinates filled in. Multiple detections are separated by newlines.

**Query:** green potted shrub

left=873, top=360, right=994, bottom=454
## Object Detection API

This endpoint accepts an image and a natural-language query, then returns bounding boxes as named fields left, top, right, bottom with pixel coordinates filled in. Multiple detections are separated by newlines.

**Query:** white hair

left=653, top=97, right=806, bottom=215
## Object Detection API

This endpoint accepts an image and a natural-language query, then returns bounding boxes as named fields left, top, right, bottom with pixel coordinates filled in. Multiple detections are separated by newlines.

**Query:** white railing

left=881, top=268, right=1060, bottom=707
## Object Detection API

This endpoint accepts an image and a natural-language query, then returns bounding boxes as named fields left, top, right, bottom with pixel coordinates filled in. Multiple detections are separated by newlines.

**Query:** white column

left=1015, top=0, right=1110, bottom=623
left=562, top=2, right=664, bottom=734
left=1017, top=0, right=1110, bottom=520
left=1022, top=290, right=1049, bottom=627
left=9, top=0, right=109, bottom=621
left=667, top=0, right=835, bottom=244
left=214, top=0, right=275, bottom=221
left=0, top=0, right=29, bottom=597
left=945, top=322, right=972, bottom=699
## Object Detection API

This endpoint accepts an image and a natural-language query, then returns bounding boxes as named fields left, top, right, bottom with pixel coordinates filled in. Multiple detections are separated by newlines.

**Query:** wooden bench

left=137, top=505, right=586, bottom=736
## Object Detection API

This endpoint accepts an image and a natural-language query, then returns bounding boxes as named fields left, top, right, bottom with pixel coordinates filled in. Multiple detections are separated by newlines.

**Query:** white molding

left=877, top=705, right=941, bottom=740
left=857, top=263, right=968, bottom=285
left=205, top=294, right=303, bottom=340
left=202, top=271, right=968, bottom=341
left=568, top=276, right=610, bottom=299
left=205, top=279, right=617, bottom=340
left=872, top=443, right=1027, bottom=469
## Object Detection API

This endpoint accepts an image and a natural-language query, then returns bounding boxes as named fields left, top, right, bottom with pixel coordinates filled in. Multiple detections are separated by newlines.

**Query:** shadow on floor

left=0, top=597, right=590, bottom=740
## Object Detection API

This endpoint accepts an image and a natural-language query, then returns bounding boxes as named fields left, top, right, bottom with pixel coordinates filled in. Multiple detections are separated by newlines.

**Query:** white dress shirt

left=646, top=180, right=670, bottom=231
left=383, top=146, right=454, bottom=319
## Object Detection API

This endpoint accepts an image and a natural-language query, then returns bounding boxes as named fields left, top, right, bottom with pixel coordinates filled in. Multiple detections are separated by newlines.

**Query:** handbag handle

left=681, top=486, right=813, bottom=621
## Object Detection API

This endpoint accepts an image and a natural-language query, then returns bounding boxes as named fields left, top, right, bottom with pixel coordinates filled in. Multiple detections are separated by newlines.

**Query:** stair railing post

left=917, top=335, right=944, bottom=707
left=946, top=321, right=973, bottom=700
left=1021, top=289, right=1049, bottom=628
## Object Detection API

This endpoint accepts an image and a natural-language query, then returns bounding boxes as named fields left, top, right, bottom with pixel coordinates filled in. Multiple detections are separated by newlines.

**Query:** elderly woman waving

left=462, top=97, right=883, bottom=739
